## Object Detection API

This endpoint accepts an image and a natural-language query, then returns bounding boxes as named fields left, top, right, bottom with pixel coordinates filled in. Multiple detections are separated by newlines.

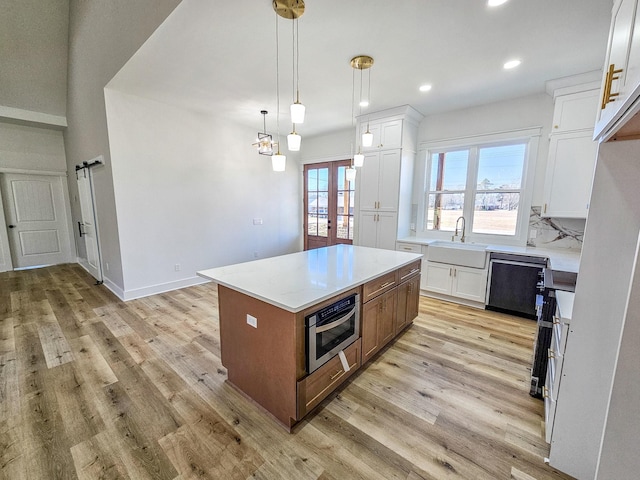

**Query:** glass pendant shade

left=272, top=153, right=286, bottom=172
left=290, top=101, right=305, bottom=124
left=345, top=166, right=356, bottom=182
left=354, top=152, right=364, bottom=167
left=362, top=130, right=374, bottom=147
left=287, top=130, right=301, bottom=151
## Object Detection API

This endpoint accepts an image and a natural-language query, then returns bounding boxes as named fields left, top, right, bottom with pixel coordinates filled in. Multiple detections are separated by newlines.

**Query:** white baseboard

left=102, top=275, right=125, bottom=300
left=121, top=276, right=210, bottom=301
left=420, top=289, right=486, bottom=309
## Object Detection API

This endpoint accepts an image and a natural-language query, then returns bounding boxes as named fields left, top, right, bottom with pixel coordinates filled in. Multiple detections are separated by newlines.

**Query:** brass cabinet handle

left=601, top=63, right=624, bottom=110
left=330, top=370, right=343, bottom=380
left=548, top=348, right=555, bottom=359
left=543, top=386, right=550, bottom=399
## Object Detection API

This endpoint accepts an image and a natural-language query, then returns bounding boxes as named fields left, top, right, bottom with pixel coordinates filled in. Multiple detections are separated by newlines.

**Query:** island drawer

left=363, top=271, right=397, bottom=302
left=398, top=260, right=421, bottom=283
left=296, top=339, right=361, bottom=419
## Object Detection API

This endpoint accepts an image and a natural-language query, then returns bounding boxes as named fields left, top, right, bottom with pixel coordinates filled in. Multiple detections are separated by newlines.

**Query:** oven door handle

left=315, top=308, right=356, bottom=333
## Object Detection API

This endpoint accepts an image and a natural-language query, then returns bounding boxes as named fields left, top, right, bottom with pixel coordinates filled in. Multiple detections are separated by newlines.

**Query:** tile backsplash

left=527, top=206, right=584, bottom=250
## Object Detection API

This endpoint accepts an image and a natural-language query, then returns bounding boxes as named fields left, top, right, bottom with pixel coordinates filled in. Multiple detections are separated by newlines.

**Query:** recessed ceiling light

left=419, top=84, right=432, bottom=92
left=359, top=100, right=369, bottom=107
left=503, top=59, right=521, bottom=70
left=488, top=0, right=509, bottom=6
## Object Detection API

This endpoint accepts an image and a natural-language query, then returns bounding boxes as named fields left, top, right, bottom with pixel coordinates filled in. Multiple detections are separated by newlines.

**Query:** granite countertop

left=197, top=245, right=422, bottom=313
left=397, top=237, right=581, bottom=273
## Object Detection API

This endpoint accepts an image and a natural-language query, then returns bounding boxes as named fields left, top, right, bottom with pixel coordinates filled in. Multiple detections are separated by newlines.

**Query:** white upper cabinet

left=359, top=119, right=403, bottom=151
left=594, top=0, right=640, bottom=140
left=552, top=90, right=599, bottom=133
left=543, top=88, right=599, bottom=218
left=358, top=150, right=401, bottom=212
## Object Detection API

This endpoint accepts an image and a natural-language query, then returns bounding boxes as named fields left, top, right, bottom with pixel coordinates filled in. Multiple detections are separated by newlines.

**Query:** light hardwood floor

left=0, top=264, right=574, bottom=480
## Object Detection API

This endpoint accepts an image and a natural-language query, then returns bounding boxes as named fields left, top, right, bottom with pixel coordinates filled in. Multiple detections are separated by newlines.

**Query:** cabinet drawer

left=297, top=339, right=360, bottom=419
left=396, top=242, right=422, bottom=253
left=398, top=260, right=421, bottom=282
left=363, top=270, right=397, bottom=302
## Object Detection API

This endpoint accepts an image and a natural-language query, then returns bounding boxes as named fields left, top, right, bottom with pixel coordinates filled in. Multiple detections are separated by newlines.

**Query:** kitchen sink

left=427, top=241, right=488, bottom=268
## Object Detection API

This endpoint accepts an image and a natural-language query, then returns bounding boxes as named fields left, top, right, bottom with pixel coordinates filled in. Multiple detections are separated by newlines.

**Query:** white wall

left=104, top=90, right=301, bottom=298
left=418, top=92, right=554, bottom=204
left=301, top=128, right=354, bottom=164
left=0, top=123, right=67, bottom=172
left=65, top=0, right=183, bottom=292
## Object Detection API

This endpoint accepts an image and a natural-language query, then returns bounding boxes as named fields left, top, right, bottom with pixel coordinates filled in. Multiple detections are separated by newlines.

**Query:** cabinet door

left=451, top=266, right=488, bottom=303
left=357, top=211, right=379, bottom=248
left=377, top=150, right=401, bottom=212
left=596, top=0, right=638, bottom=135
left=358, top=152, right=381, bottom=210
left=379, top=120, right=402, bottom=149
left=396, top=276, right=420, bottom=334
left=551, top=90, right=599, bottom=133
left=378, top=289, right=397, bottom=348
left=542, top=131, right=598, bottom=218
left=376, top=212, right=398, bottom=250
left=362, top=297, right=382, bottom=363
left=424, top=262, right=452, bottom=295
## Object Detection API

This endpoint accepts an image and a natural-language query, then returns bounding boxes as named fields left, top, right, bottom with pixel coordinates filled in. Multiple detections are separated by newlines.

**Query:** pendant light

left=351, top=55, right=374, bottom=148
left=290, top=13, right=305, bottom=124
left=345, top=165, right=356, bottom=182
left=253, top=110, right=274, bottom=155
left=273, top=1, right=306, bottom=125
left=272, top=7, right=286, bottom=172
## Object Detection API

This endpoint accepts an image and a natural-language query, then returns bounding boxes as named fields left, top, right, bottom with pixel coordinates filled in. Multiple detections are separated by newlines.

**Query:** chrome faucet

left=452, top=216, right=466, bottom=243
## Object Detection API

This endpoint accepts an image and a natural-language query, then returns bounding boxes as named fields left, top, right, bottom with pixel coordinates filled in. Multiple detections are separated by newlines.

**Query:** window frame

left=416, top=128, right=540, bottom=246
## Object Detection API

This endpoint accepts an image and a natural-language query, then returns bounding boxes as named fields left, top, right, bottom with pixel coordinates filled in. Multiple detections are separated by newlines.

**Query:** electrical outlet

left=529, top=229, right=537, bottom=239
left=253, top=218, right=263, bottom=225
left=174, top=264, right=181, bottom=271
left=246, top=314, right=258, bottom=328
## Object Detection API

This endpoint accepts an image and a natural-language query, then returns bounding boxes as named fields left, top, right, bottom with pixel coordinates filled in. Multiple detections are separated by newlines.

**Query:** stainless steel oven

left=305, top=293, right=360, bottom=373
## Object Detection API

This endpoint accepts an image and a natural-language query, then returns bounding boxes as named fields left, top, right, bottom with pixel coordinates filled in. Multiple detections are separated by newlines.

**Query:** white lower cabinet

left=544, top=291, right=573, bottom=444
left=424, top=261, right=488, bottom=303
left=359, top=212, right=398, bottom=250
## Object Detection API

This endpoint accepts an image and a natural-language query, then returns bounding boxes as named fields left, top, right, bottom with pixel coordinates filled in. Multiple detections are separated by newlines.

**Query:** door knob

left=8, top=225, right=15, bottom=229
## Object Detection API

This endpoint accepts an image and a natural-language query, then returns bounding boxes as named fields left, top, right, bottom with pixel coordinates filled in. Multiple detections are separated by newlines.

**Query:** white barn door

left=0, top=173, right=73, bottom=269
left=76, top=167, right=103, bottom=282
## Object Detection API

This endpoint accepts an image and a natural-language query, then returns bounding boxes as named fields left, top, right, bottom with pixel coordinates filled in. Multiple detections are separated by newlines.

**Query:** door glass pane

left=426, top=193, right=464, bottom=231
left=336, top=166, right=355, bottom=240
left=429, top=150, right=469, bottom=191
left=307, top=167, right=329, bottom=238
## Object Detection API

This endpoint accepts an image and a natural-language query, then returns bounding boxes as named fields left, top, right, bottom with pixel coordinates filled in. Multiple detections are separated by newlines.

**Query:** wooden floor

left=0, top=264, right=575, bottom=480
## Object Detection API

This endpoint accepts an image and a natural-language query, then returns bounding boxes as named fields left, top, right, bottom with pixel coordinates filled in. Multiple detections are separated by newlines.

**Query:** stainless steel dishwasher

left=485, top=252, right=547, bottom=319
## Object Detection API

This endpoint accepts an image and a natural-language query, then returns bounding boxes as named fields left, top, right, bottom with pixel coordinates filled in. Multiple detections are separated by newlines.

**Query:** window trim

left=416, top=127, right=541, bottom=246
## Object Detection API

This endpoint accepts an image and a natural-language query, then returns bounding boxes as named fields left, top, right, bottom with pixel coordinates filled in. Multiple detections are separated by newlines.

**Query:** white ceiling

left=108, top=0, right=613, bottom=138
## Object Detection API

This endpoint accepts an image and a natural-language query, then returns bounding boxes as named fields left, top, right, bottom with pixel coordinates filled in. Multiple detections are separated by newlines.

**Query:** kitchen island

left=198, top=244, right=422, bottom=429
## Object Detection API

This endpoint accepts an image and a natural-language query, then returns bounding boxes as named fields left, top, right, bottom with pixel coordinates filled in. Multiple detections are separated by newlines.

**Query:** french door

left=304, top=160, right=355, bottom=250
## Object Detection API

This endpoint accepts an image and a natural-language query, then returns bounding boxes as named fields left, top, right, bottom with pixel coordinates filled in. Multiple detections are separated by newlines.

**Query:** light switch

left=246, top=314, right=258, bottom=328
left=253, top=218, right=263, bottom=225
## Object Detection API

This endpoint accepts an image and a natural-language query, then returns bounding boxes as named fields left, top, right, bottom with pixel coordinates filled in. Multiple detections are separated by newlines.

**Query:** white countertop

left=397, top=237, right=581, bottom=273
left=197, top=245, right=422, bottom=313
left=555, top=290, right=575, bottom=321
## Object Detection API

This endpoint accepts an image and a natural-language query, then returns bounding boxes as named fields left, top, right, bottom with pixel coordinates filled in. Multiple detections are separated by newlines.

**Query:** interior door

left=76, top=167, right=103, bottom=281
left=0, top=192, right=13, bottom=272
left=304, top=160, right=355, bottom=250
left=1, top=173, right=73, bottom=269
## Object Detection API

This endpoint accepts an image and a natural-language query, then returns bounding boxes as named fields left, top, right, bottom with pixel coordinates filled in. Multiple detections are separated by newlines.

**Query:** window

left=423, top=136, right=534, bottom=240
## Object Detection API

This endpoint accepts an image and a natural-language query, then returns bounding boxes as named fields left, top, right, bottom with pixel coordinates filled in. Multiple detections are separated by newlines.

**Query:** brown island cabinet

left=198, top=246, right=421, bottom=430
